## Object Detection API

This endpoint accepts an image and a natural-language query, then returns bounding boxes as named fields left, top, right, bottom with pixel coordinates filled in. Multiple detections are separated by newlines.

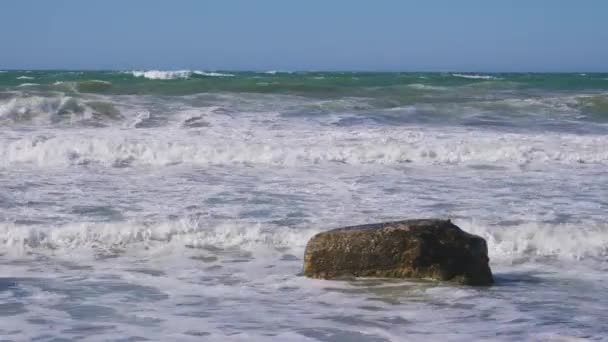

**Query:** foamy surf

left=1, top=219, right=606, bottom=262
left=1, top=71, right=607, bottom=341
left=2, top=127, right=607, bottom=168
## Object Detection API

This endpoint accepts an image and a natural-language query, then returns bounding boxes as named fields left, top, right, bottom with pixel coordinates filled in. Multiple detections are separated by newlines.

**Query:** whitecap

left=2, top=126, right=607, bottom=167
left=17, top=76, right=35, bottom=80
left=460, top=220, right=608, bottom=261
left=131, top=70, right=193, bottom=80
left=16, top=83, right=40, bottom=87
left=0, top=219, right=320, bottom=256
left=452, top=73, right=497, bottom=80
left=1, top=216, right=606, bottom=262
left=130, top=70, right=234, bottom=80
left=192, top=71, right=234, bottom=77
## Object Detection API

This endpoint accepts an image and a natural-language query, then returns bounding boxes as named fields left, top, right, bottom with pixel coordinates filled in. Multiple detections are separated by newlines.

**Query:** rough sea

left=1, top=70, right=607, bottom=341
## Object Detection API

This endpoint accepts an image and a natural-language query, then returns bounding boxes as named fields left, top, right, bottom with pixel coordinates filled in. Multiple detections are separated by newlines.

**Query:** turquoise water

left=2, top=71, right=608, bottom=95
left=2, top=70, right=608, bottom=129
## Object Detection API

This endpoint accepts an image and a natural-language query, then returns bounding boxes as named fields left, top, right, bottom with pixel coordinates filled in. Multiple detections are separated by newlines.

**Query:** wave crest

left=130, top=70, right=234, bottom=80
left=2, top=129, right=607, bottom=168
left=0, top=219, right=319, bottom=256
left=452, top=73, right=497, bottom=80
left=1, top=218, right=606, bottom=261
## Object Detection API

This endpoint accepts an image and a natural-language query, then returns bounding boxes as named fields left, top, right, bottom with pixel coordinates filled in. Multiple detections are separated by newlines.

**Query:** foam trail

left=17, top=76, right=35, bottom=80
left=407, top=83, right=447, bottom=91
left=193, top=71, right=234, bottom=77
left=452, top=73, right=496, bottom=80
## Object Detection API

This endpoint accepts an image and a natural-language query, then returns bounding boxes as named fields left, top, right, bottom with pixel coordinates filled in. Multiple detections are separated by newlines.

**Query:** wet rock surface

left=304, top=219, right=494, bottom=286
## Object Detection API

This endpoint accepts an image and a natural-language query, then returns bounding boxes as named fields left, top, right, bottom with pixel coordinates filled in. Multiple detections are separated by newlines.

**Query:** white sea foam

left=452, top=73, right=497, bottom=80
left=17, top=76, right=35, bottom=80
left=192, top=71, right=234, bottom=77
left=130, top=70, right=233, bottom=80
left=131, top=70, right=193, bottom=80
left=2, top=127, right=607, bottom=168
left=0, top=219, right=319, bottom=256
left=16, top=83, right=40, bottom=87
left=2, top=74, right=608, bottom=341
left=264, top=70, right=292, bottom=74
left=460, top=220, right=608, bottom=261
left=1, top=218, right=605, bottom=262
left=0, top=96, right=68, bottom=119
left=0, top=96, right=95, bottom=124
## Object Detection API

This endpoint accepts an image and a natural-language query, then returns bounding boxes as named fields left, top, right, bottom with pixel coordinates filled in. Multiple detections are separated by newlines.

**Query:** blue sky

left=1, top=0, right=607, bottom=71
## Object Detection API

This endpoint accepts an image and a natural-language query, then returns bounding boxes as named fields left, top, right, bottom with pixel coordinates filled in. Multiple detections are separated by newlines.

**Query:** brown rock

left=303, top=219, right=493, bottom=286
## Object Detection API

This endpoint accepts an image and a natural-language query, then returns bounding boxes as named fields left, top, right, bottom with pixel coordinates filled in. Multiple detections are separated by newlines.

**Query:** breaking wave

left=131, top=70, right=193, bottom=80
left=0, top=219, right=320, bottom=256
left=462, top=220, right=608, bottom=261
left=130, top=70, right=234, bottom=80
left=452, top=73, right=497, bottom=80
left=2, top=129, right=607, bottom=168
left=0, top=95, right=124, bottom=125
left=1, top=218, right=606, bottom=261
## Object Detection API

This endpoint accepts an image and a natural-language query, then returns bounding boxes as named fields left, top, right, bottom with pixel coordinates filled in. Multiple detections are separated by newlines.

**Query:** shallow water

left=1, top=71, right=608, bottom=341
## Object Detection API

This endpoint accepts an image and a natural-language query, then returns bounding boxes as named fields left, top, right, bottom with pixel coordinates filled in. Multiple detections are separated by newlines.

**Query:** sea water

left=1, top=71, right=607, bottom=341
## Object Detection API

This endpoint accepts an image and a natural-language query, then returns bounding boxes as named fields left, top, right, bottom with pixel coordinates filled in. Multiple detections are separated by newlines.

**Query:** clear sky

left=1, top=0, right=607, bottom=72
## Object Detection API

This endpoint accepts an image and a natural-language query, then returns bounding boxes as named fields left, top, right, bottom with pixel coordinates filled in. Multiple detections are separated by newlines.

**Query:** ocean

left=1, top=70, right=607, bottom=341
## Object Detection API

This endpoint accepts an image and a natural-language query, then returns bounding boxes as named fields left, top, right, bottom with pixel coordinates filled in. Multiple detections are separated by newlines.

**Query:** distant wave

left=85, top=79, right=112, bottom=85
left=452, top=73, right=497, bottom=80
left=263, top=70, right=292, bottom=75
left=130, top=70, right=234, bottom=80
left=193, top=71, right=234, bottom=77
left=16, top=83, right=40, bottom=87
left=131, top=70, right=192, bottom=80
left=17, top=76, right=35, bottom=80
left=407, top=83, right=447, bottom=91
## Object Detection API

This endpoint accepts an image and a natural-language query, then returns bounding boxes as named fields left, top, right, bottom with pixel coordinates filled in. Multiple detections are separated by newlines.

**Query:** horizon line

left=1, top=68, right=607, bottom=74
